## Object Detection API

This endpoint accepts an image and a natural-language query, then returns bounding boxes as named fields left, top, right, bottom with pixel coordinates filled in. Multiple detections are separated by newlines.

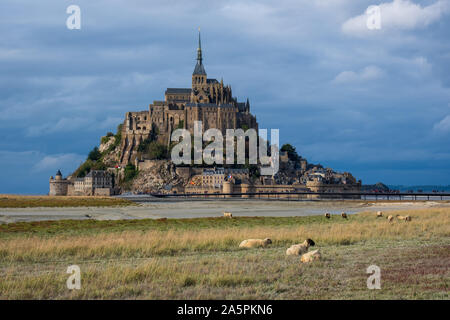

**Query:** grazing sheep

left=85, top=214, right=92, bottom=219
left=341, top=212, right=348, bottom=219
left=223, top=212, right=233, bottom=218
left=239, top=238, right=272, bottom=248
left=324, top=212, right=331, bottom=219
left=387, top=215, right=394, bottom=222
left=376, top=211, right=383, bottom=218
left=396, top=215, right=411, bottom=222
left=286, top=239, right=316, bottom=256
left=300, top=249, right=321, bottom=263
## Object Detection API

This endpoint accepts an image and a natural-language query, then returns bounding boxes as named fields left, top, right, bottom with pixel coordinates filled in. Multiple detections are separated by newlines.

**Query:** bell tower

left=192, top=29, right=207, bottom=89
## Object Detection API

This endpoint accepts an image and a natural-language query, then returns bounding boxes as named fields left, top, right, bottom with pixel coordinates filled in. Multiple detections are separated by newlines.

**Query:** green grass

left=0, top=215, right=351, bottom=239
left=0, top=195, right=135, bottom=208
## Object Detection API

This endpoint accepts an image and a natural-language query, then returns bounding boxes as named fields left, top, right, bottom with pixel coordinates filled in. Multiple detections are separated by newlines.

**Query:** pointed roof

left=193, top=29, right=206, bottom=75
left=56, top=170, right=62, bottom=176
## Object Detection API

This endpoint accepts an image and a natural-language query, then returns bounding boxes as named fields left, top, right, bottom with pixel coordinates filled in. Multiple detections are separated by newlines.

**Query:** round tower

left=49, top=170, right=68, bottom=196
left=223, top=180, right=234, bottom=198
left=306, top=180, right=324, bottom=200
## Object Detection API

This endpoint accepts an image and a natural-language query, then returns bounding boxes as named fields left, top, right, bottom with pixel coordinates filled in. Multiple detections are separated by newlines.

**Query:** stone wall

left=49, top=179, right=69, bottom=196
left=94, top=188, right=112, bottom=196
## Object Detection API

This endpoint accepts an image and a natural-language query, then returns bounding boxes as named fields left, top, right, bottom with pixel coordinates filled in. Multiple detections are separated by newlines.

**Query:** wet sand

left=0, top=199, right=448, bottom=224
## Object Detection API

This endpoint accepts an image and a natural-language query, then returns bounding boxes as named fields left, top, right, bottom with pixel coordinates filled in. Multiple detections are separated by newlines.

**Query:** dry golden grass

left=1, top=208, right=448, bottom=263
left=0, top=195, right=134, bottom=208
left=1, top=207, right=448, bottom=299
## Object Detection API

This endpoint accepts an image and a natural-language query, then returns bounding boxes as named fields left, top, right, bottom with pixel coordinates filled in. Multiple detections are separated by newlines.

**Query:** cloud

left=333, top=65, right=384, bottom=84
left=342, top=0, right=450, bottom=36
left=0, top=0, right=449, bottom=191
left=0, top=150, right=85, bottom=194
left=26, top=117, right=87, bottom=137
left=32, top=153, right=85, bottom=172
left=433, top=114, right=450, bottom=133
left=26, top=116, right=123, bottom=137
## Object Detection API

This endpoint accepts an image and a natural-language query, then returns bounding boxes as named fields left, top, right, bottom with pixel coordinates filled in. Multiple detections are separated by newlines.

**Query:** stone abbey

left=50, top=31, right=361, bottom=197
left=120, top=31, right=258, bottom=166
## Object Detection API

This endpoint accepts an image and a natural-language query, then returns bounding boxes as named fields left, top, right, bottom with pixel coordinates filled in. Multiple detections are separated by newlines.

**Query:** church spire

left=193, top=28, right=206, bottom=75
left=197, top=29, right=202, bottom=64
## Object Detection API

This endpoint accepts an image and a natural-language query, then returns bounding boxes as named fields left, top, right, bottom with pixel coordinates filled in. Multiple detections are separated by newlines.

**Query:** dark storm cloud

left=0, top=0, right=450, bottom=193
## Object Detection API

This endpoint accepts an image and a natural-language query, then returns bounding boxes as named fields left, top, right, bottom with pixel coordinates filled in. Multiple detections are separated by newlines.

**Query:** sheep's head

left=306, top=238, right=315, bottom=246
left=264, top=238, right=272, bottom=245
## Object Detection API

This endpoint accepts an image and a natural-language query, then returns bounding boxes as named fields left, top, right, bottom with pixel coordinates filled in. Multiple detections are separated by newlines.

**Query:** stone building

left=201, top=168, right=249, bottom=188
left=183, top=162, right=361, bottom=198
left=49, top=170, right=114, bottom=196
left=119, top=31, right=258, bottom=165
left=71, top=170, right=113, bottom=196
left=49, top=170, right=70, bottom=196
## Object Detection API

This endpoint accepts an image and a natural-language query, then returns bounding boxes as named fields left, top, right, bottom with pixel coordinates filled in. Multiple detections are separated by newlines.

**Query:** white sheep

left=239, top=238, right=272, bottom=248
left=286, top=239, right=315, bottom=256
left=396, top=215, right=411, bottom=222
left=324, top=212, right=331, bottom=219
left=300, top=249, right=321, bottom=263
left=376, top=211, right=383, bottom=218
left=387, top=215, right=394, bottom=222
left=223, top=212, right=233, bottom=218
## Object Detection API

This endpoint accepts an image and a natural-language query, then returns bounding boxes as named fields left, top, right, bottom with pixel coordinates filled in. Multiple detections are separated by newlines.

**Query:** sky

left=0, top=0, right=449, bottom=194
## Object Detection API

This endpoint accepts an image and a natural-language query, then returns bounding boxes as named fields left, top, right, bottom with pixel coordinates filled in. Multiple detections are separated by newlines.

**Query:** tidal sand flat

left=1, top=198, right=449, bottom=223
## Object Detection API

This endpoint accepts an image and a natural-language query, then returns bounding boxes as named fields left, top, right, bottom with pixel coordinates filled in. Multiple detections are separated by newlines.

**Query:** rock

left=99, top=136, right=114, bottom=153
left=130, top=160, right=185, bottom=194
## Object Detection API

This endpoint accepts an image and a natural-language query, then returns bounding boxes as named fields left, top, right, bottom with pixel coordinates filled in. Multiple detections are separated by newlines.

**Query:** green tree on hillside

left=281, top=144, right=300, bottom=162
left=123, top=163, right=138, bottom=182
left=88, top=147, right=101, bottom=161
left=148, top=141, right=167, bottom=160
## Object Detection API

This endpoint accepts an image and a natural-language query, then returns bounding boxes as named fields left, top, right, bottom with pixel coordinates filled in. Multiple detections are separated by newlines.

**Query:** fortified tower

left=49, top=170, right=69, bottom=196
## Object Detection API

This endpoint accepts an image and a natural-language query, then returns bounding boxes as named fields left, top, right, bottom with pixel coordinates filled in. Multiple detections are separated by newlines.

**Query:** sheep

left=387, top=215, right=394, bottom=222
left=286, top=239, right=315, bottom=256
left=324, top=212, right=331, bottom=219
left=223, top=212, right=233, bottom=218
left=85, top=214, right=92, bottom=219
left=239, top=238, right=272, bottom=248
left=376, top=211, right=383, bottom=218
left=300, top=249, right=321, bottom=263
left=396, top=215, right=411, bottom=222
left=341, top=212, right=348, bottom=219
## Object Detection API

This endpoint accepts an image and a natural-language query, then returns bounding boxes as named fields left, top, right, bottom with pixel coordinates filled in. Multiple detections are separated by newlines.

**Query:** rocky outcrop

left=130, top=160, right=185, bottom=194
left=99, top=136, right=121, bottom=168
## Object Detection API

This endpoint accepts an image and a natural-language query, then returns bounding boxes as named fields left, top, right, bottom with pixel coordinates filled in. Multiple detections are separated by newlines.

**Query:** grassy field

left=0, top=207, right=449, bottom=299
left=0, top=195, right=135, bottom=208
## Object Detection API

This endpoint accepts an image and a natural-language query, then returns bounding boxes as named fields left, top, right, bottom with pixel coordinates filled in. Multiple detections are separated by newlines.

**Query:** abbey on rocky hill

left=120, top=31, right=258, bottom=166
